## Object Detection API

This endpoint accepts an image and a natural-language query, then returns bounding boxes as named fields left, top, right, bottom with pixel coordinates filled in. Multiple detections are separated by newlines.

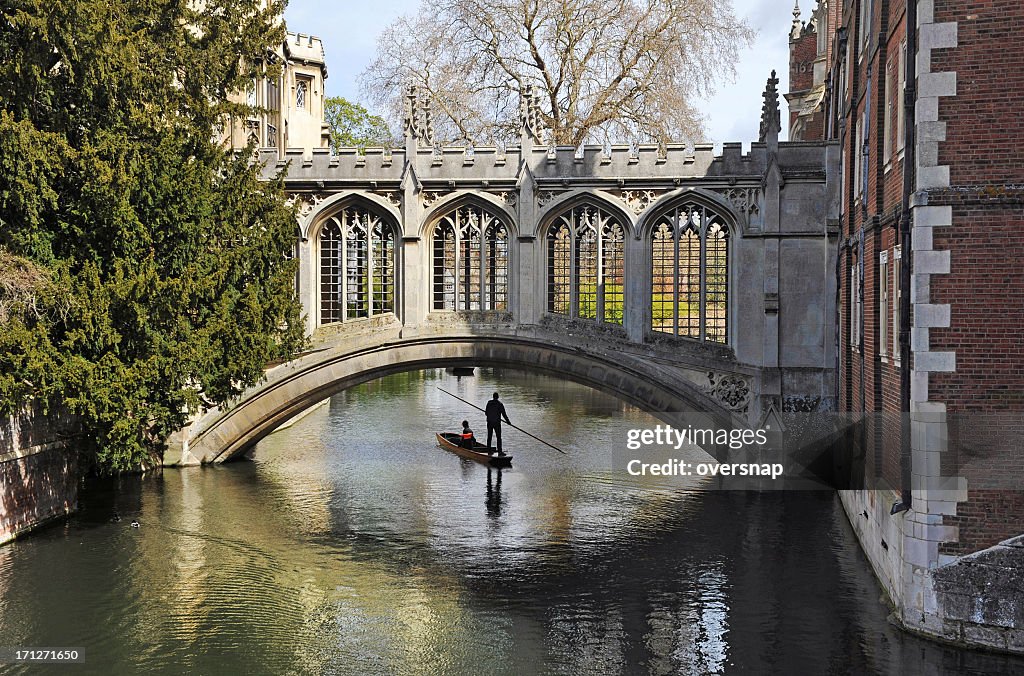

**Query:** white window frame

left=851, top=250, right=862, bottom=351
left=883, top=56, right=894, bottom=168
left=893, top=246, right=902, bottom=362
left=896, top=40, right=907, bottom=155
left=861, top=107, right=869, bottom=202
left=860, top=0, right=873, bottom=50
left=879, top=250, right=889, bottom=357
left=853, top=120, right=863, bottom=204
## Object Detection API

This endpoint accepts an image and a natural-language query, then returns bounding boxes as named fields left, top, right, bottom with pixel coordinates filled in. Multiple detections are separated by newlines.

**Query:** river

left=1, top=369, right=1021, bottom=675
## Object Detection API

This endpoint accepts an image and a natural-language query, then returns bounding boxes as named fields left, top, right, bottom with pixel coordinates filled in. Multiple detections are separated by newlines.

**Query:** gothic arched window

left=649, top=202, right=730, bottom=344
left=319, top=204, right=396, bottom=325
left=296, top=80, right=307, bottom=109
left=432, top=204, right=510, bottom=311
left=545, top=204, right=625, bottom=325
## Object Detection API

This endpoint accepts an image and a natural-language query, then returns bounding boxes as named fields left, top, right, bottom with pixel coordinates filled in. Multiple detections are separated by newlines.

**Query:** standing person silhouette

left=484, top=392, right=511, bottom=456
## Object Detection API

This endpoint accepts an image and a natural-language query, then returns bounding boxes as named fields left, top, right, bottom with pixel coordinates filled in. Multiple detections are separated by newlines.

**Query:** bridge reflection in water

left=4, top=369, right=1021, bottom=674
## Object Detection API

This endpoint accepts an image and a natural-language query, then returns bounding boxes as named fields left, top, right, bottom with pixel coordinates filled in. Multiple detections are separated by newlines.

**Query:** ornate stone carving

left=782, top=395, right=822, bottom=413
left=374, top=191, right=402, bottom=208
left=717, top=187, right=762, bottom=229
left=536, top=190, right=564, bottom=207
left=703, top=372, right=751, bottom=413
left=759, top=70, right=781, bottom=143
left=495, top=191, right=517, bottom=208
left=403, top=85, right=435, bottom=145
left=420, top=190, right=450, bottom=207
left=618, top=189, right=661, bottom=214
left=520, top=84, right=545, bottom=144
left=287, top=192, right=329, bottom=219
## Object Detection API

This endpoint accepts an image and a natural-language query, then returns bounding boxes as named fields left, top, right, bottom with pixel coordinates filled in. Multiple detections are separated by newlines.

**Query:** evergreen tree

left=0, top=0, right=305, bottom=471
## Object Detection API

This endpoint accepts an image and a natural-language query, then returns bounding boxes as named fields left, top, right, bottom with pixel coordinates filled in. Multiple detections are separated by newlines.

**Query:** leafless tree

left=360, top=0, right=753, bottom=145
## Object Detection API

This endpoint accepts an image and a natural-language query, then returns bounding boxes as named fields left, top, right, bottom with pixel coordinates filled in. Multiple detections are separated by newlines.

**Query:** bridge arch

left=174, top=333, right=737, bottom=465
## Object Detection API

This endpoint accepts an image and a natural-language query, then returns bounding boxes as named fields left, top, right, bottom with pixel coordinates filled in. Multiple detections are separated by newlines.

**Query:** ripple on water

left=1, top=369, right=1023, bottom=675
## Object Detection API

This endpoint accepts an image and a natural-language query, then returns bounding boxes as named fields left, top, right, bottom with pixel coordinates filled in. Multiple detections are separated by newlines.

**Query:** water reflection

left=0, top=369, right=1021, bottom=674
left=486, top=468, right=503, bottom=519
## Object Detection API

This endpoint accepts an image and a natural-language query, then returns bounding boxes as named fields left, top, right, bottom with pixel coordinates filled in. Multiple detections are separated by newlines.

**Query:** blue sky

left=284, top=0, right=796, bottom=144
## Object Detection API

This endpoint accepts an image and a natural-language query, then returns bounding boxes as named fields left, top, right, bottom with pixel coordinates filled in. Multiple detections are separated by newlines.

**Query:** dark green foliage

left=0, top=0, right=305, bottom=471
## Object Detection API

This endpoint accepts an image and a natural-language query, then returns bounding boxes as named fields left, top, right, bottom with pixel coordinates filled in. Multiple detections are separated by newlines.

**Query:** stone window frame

left=896, top=39, right=907, bottom=156
left=542, top=202, right=627, bottom=326
left=315, top=203, right=397, bottom=326
left=646, top=201, right=732, bottom=345
left=850, top=246, right=863, bottom=352
left=892, top=245, right=902, bottom=363
left=429, top=203, right=511, bottom=313
left=883, top=52, right=895, bottom=169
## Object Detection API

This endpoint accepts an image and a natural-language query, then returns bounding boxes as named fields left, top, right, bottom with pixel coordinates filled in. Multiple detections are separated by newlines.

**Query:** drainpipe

left=895, top=0, right=917, bottom=513
left=859, top=57, right=871, bottom=432
left=833, top=28, right=848, bottom=410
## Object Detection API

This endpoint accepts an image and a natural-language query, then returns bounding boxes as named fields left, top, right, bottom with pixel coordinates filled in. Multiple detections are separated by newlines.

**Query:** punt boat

left=435, top=432, right=513, bottom=467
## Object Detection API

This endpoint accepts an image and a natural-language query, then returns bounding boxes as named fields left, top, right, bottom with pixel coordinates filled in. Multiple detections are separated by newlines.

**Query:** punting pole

left=436, top=387, right=569, bottom=455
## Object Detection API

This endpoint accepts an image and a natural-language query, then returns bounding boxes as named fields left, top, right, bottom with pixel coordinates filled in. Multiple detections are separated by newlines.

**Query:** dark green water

left=1, top=369, right=1022, bottom=675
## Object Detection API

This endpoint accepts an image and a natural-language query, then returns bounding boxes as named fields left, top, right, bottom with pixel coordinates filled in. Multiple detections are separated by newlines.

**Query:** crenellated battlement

left=260, top=140, right=828, bottom=187
left=258, top=75, right=827, bottom=188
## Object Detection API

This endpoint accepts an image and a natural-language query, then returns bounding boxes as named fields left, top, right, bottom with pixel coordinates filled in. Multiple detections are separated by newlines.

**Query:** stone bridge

left=166, top=78, right=840, bottom=465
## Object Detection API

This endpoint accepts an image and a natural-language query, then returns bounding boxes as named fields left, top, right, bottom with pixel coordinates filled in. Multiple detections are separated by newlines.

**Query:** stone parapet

left=0, top=405, right=80, bottom=545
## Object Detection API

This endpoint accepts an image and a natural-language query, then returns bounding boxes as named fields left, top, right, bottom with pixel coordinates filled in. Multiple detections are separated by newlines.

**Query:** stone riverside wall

left=841, top=489, right=1024, bottom=654
left=0, top=405, right=80, bottom=545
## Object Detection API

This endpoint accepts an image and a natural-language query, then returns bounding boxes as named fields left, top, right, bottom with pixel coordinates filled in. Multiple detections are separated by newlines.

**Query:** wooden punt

left=436, top=432, right=513, bottom=467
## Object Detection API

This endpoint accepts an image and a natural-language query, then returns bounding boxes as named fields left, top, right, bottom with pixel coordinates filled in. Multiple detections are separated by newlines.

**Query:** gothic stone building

left=219, top=28, right=329, bottom=155
left=790, top=0, right=1024, bottom=653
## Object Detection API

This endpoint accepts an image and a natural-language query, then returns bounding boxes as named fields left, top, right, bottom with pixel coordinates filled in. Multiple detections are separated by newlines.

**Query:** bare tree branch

left=359, top=0, right=753, bottom=145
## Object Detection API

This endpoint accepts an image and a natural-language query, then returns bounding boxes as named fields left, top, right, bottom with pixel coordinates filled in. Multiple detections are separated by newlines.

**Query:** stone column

left=399, top=86, right=426, bottom=333
left=759, top=72, right=784, bottom=408
left=516, top=162, right=539, bottom=325
left=298, top=233, right=316, bottom=336
left=624, top=232, right=646, bottom=343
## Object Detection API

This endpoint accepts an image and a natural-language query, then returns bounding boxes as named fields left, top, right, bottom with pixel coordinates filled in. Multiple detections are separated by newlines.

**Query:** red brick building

left=789, top=0, right=1024, bottom=653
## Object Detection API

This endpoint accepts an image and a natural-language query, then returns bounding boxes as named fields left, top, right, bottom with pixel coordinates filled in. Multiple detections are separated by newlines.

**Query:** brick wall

left=923, top=0, right=1024, bottom=554
left=831, top=0, right=1024, bottom=654
left=929, top=197, right=1024, bottom=410
left=932, top=0, right=1024, bottom=185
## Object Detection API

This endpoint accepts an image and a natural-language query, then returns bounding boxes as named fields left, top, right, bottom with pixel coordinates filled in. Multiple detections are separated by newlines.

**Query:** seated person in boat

left=460, top=420, right=477, bottom=448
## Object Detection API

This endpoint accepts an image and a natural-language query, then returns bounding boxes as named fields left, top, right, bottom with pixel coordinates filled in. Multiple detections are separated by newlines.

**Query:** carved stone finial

left=403, top=85, right=417, bottom=140
left=402, top=84, right=435, bottom=145
left=520, top=84, right=544, bottom=145
left=791, top=1, right=803, bottom=40
left=656, top=138, right=668, bottom=160
left=759, top=70, right=781, bottom=143
left=418, top=91, right=435, bottom=146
